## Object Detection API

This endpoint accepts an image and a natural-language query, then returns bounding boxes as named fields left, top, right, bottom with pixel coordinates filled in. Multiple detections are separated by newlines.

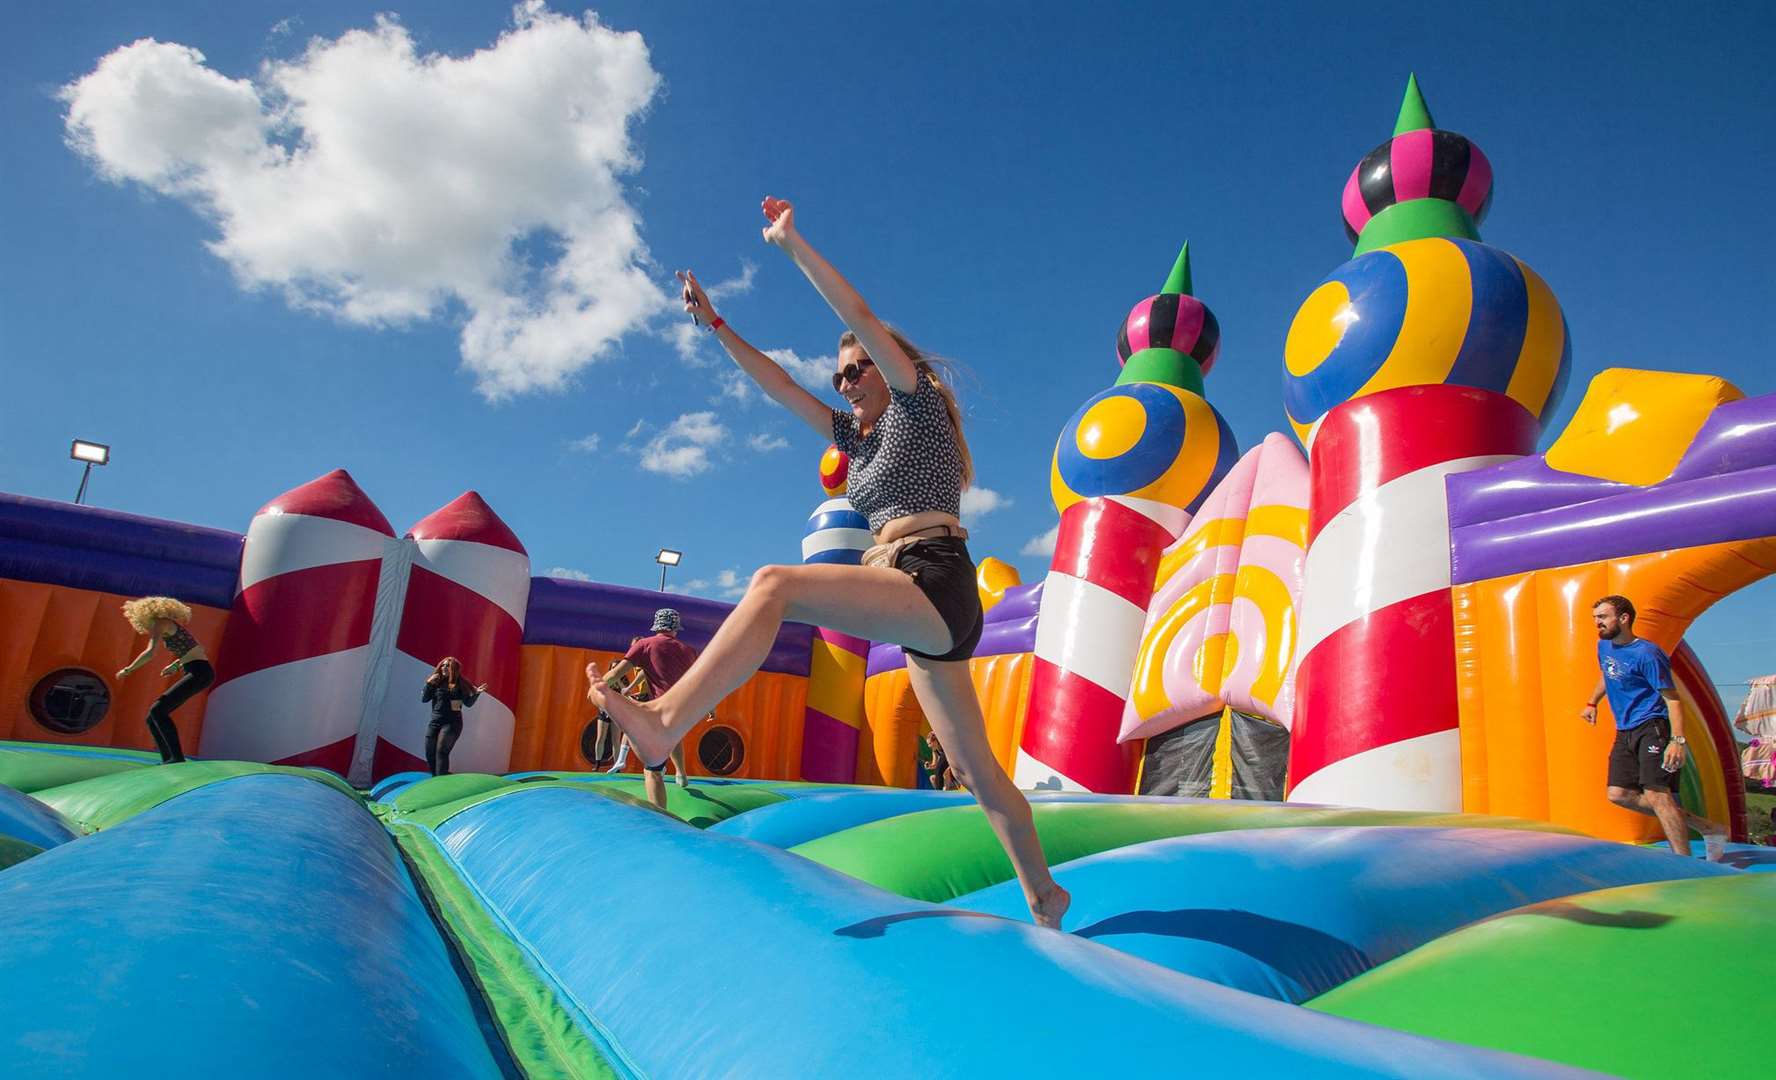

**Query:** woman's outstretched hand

left=761, top=196, right=798, bottom=248
left=676, top=269, right=716, bottom=328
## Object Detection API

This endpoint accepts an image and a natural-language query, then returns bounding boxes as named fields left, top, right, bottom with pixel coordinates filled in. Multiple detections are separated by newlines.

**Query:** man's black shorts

left=1608, top=717, right=1680, bottom=793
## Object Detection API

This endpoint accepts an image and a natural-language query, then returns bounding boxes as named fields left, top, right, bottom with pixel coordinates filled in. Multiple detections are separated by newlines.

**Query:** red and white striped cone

left=363, top=492, right=530, bottom=783
left=1015, top=495, right=1187, bottom=791
left=1287, top=385, right=1538, bottom=809
left=202, top=469, right=397, bottom=772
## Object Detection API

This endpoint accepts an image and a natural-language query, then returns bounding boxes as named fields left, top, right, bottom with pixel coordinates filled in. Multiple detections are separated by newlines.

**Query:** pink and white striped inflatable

left=202, top=469, right=397, bottom=773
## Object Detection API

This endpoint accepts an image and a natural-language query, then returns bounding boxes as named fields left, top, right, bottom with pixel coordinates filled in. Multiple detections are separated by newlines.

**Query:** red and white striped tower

left=1016, top=495, right=1186, bottom=791
left=363, top=492, right=530, bottom=783
left=202, top=469, right=397, bottom=771
left=1287, top=386, right=1537, bottom=807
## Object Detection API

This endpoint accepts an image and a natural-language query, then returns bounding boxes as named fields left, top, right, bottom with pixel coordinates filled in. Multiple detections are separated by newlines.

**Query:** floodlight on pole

left=70, top=440, right=110, bottom=505
left=655, top=547, right=683, bottom=592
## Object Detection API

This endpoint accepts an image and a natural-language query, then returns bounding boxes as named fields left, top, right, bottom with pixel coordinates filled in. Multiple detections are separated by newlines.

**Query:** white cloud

left=716, top=370, right=756, bottom=405
left=61, top=4, right=666, bottom=400
left=959, top=486, right=1010, bottom=522
left=567, top=433, right=600, bottom=453
left=547, top=566, right=592, bottom=581
left=623, top=417, right=646, bottom=440
left=704, top=259, right=757, bottom=302
left=667, top=567, right=748, bottom=599
left=748, top=432, right=789, bottom=452
left=667, top=320, right=706, bottom=364
left=764, top=348, right=835, bottom=391
left=637, top=410, right=727, bottom=479
left=1021, top=524, right=1059, bottom=557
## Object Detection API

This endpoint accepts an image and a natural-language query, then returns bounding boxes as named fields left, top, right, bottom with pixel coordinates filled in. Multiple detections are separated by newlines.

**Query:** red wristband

left=707, top=316, right=726, bottom=333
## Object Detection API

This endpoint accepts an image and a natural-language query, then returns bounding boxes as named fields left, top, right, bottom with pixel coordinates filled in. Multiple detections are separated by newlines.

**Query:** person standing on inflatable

left=116, top=596, right=212, bottom=764
left=422, top=658, right=485, bottom=776
left=590, top=610, right=696, bottom=810
left=589, top=197, right=1069, bottom=928
left=1583, top=595, right=1726, bottom=860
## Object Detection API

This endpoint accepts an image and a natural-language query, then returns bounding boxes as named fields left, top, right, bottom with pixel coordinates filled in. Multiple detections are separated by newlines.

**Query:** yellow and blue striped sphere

left=1283, top=237, right=1570, bottom=442
left=1051, top=382, right=1237, bottom=515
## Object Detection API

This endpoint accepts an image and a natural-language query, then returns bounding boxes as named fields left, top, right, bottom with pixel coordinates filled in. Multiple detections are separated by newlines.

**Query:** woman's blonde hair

left=839, top=326, right=975, bottom=488
left=121, top=596, right=192, bottom=635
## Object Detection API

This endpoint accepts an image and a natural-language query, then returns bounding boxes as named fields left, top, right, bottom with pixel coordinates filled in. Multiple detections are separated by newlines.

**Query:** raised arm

left=760, top=197, right=918, bottom=394
left=677, top=270, right=832, bottom=436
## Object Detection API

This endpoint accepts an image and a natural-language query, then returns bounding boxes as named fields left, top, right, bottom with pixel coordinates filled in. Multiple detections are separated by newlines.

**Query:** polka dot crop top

left=830, top=368, right=965, bottom=534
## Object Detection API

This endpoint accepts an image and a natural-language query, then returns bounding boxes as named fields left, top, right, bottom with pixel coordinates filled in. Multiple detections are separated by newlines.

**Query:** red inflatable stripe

left=1050, top=498, right=1173, bottom=610
left=212, top=559, right=382, bottom=685
left=1023, top=658, right=1141, bottom=792
left=272, top=733, right=357, bottom=774
left=408, top=491, right=527, bottom=555
left=1673, top=641, right=1749, bottom=842
left=1308, top=386, right=1539, bottom=540
left=396, top=564, right=524, bottom=703
left=1289, top=589, right=1458, bottom=784
left=255, top=468, right=394, bottom=537
left=371, top=736, right=428, bottom=779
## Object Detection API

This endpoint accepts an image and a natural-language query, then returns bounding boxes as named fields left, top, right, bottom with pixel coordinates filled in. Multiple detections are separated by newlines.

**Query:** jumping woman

left=589, top=196, right=1069, bottom=928
left=116, top=596, right=212, bottom=764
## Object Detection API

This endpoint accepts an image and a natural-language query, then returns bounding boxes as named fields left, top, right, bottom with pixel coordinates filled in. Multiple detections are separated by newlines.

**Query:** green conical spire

left=1393, top=73, right=1436, bottom=136
left=1161, top=242, right=1193, bottom=296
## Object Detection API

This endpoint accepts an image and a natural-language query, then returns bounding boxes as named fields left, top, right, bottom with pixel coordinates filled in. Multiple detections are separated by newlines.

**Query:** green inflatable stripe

left=33, top=761, right=360, bottom=832
left=0, top=745, right=152, bottom=794
left=392, top=824, right=623, bottom=1080
left=792, top=801, right=1575, bottom=902
left=1308, top=874, right=1776, bottom=1078
left=0, top=834, right=44, bottom=870
left=383, top=773, right=515, bottom=814
left=386, top=777, right=791, bottom=832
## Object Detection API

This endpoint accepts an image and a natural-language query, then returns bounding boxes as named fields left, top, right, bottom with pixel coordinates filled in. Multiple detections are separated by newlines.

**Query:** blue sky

left=4, top=2, right=1773, bottom=715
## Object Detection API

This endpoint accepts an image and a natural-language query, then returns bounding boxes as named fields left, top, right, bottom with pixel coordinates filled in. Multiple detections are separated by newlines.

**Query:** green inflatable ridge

left=32, top=761, right=360, bottom=832
left=0, top=744, right=152, bottom=794
left=0, top=834, right=44, bottom=870
left=1307, top=873, right=1776, bottom=1078
left=392, top=824, right=625, bottom=1080
left=792, top=800, right=1574, bottom=902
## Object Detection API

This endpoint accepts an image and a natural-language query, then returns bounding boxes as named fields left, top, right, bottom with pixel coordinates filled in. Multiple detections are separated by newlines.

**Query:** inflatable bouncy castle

left=5, top=75, right=1776, bottom=1079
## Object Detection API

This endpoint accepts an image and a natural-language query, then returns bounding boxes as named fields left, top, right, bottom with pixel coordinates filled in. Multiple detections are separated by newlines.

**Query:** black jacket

left=422, top=679, right=480, bottom=724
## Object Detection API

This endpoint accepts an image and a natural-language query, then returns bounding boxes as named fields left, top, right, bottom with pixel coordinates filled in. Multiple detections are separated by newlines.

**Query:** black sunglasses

left=831, top=357, right=875, bottom=392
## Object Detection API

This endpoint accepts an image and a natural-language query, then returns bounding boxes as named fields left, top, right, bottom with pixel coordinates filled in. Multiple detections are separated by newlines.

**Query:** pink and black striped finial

left=1340, top=74, right=1494, bottom=253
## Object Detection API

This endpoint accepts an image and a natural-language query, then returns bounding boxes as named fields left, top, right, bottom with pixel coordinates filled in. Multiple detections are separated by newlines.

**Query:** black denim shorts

left=891, top=536, right=984, bottom=662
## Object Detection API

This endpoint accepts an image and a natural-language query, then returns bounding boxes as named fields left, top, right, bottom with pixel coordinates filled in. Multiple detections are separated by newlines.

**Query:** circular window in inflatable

left=697, top=725, right=744, bottom=776
left=29, top=668, right=111, bottom=735
left=580, top=716, right=621, bottom=767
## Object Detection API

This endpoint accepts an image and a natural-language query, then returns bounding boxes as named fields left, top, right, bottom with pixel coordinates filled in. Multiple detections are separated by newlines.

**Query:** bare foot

left=585, top=682, right=674, bottom=767
left=1030, top=882, right=1071, bottom=930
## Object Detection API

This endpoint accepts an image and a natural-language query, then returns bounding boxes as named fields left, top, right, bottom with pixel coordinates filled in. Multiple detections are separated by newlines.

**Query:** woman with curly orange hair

left=116, top=596, right=212, bottom=764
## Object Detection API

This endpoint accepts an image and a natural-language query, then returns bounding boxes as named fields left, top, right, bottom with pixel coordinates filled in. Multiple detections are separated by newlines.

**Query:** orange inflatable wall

left=1453, top=537, right=1776, bottom=841
left=511, top=644, right=807, bottom=780
left=1, top=580, right=229, bottom=753
left=857, top=650, right=1035, bottom=788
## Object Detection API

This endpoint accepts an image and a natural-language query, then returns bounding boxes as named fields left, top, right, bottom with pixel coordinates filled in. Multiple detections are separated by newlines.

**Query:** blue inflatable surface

left=952, top=826, right=1730, bottom=1002
left=0, top=774, right=504, bottom=1078
left=429, top=785, right=1586, bottom=1077
left=0, top=783, right=79, bottom=851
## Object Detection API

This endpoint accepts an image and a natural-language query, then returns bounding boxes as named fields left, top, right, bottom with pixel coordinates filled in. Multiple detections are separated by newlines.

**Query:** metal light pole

left=655, top=547, right=683, bottom=592
left=70, top=440, right=110, bottom=505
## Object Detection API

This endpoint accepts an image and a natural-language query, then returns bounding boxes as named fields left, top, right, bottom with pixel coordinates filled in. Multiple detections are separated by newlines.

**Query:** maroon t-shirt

left=624, top=633, right=698, bottom=696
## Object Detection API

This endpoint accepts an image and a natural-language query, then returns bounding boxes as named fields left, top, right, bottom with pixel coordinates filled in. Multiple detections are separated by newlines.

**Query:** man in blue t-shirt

left=1583, top=595, right=1725, bottom=860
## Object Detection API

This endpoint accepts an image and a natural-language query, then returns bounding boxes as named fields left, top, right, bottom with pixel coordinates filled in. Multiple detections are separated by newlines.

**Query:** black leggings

left=426, top=718, right=464, bottom=776
left=147, top=660, right=213, bottom=764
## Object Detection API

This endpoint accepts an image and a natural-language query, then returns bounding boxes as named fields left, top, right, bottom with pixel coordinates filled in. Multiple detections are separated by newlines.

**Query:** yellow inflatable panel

left=1545, top=368, right=1743, bottom=485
